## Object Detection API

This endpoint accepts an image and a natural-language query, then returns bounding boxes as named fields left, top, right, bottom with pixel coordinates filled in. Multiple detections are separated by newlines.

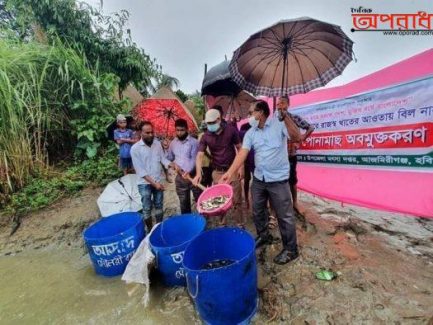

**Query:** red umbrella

left=132, top=87, right=198, bottom=138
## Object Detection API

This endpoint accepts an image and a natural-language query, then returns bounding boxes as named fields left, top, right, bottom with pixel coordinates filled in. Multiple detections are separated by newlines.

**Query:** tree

left=189, top=91, right=205, bottom=124
left=5, top=0, right=159, bottom=93
left=157, top=74, right=180, bottom=90
left=142, top=73, right=181, bottom=97
left=175, top=89, right=188, bottom=102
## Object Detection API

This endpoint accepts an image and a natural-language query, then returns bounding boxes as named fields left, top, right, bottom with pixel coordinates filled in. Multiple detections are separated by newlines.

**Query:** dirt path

left=0, top=185, right=432, bottom=324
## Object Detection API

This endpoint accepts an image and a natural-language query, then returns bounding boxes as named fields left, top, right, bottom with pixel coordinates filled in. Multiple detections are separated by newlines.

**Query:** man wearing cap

left=192, top=108, right=244, bottom=226
left=219, top=100, right=301, bottom=265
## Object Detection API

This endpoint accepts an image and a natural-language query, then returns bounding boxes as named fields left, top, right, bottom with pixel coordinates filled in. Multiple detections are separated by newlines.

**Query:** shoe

left=273, top=249, right=299, bottom=265
left=255, top=234, right=273, bottom=249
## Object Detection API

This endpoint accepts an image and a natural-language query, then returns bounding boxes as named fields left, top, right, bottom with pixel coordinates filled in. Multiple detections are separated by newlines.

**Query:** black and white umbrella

left=229, top=17, right=354, bottom=97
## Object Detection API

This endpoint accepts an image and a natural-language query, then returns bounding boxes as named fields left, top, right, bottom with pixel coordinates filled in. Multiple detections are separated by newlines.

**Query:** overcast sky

left=85, top=0, right=433, bottom=94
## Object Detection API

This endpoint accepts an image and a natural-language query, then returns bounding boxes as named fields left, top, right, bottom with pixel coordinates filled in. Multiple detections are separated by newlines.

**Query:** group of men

left=129, top=96, right=314, bottom=265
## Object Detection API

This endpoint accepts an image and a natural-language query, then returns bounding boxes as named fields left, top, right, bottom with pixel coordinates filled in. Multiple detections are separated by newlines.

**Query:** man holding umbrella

left=219, top=100, right=301, bottom=265
left=278, top=97, right=315, bottom=213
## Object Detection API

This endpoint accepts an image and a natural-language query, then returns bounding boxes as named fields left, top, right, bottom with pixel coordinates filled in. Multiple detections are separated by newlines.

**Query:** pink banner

left=290, top=49, right=433, bottom=218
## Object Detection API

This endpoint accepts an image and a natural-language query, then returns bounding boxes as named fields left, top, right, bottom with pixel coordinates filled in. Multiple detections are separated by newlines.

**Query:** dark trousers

left=251, top=177, right=298, bottom=253
left=175, top=174, right=202, bottom=214
left=202, top=166, right=213, bottom=187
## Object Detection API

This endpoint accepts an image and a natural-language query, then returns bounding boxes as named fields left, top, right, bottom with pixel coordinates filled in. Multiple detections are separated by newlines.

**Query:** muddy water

left=0, top=248, right=199, bottom=324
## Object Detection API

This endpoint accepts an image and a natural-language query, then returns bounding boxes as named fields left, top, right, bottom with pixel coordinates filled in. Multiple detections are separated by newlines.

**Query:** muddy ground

left=0, top=183, right=432, bottom=324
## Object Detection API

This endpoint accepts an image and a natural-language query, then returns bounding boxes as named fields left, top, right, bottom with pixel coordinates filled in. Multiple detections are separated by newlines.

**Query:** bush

left=2, top=151, right=122, bottom=217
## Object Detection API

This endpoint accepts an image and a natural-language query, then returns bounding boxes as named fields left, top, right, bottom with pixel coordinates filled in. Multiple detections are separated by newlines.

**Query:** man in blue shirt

left=131, top=121, right=175, bottom=230
left=220, top=100, right=301, bottom=265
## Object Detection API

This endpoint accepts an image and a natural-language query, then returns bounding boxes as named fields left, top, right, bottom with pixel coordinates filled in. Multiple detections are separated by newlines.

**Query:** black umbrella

left=201, top=60, right=242, bottom=96
left=229, top=17, right=354, bottom=97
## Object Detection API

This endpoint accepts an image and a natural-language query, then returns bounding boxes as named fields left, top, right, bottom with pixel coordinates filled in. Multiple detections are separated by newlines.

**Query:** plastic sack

left=121, top=223, right=159, bottom=307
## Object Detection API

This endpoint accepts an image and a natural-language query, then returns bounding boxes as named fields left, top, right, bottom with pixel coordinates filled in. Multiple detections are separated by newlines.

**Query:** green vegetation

left=0, top=0, right=155, bottom=212
left=0, top=39, right=126, bottom=199
left=3, top=0, right=160, bottom=94
left=3, top=152, right=121, bottom=216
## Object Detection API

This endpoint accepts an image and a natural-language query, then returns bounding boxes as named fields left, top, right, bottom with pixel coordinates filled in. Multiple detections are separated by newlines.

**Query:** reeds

left=0, top=39, right=109, bottom=198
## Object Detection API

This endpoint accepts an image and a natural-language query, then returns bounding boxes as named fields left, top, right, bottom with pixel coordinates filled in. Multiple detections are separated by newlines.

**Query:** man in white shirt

left=131, top=121, right=174, bottom=230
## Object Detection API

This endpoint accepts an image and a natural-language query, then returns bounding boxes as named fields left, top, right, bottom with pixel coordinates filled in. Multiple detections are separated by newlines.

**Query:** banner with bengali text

left=294, top=76, right=433, bottom=171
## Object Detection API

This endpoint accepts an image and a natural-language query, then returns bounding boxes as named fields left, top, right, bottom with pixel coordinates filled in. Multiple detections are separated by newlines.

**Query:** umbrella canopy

left=211, top=91, right=256, bottom=120
left=97, top=174, right=142, bottom=217
left=201, top=60, right=242, bottom=96
left=229, top=17, right=354, bottom=97
left=133, top=87, right=198, bottom=138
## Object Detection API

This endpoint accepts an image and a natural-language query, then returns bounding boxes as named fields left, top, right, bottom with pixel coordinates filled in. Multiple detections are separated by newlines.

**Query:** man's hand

left=192, top=174, right=202, bottom=186
left=219, top=172, right=232, bottom=184
left=154, top=183, right=165, bottom=191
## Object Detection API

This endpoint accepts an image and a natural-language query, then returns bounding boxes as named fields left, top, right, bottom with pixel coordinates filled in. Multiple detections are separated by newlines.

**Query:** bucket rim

left=149, top=214, right=207, bottom=251
left=183, top=226, right=255, bottom=272
left=83, top=211, right=143, bottom=242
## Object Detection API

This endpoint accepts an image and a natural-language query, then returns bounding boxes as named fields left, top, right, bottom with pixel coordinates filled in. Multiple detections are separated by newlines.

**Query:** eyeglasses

left=143, top=131, right=154, bottom=134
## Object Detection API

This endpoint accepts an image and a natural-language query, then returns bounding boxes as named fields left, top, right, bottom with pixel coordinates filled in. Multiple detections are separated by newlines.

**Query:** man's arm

left=302, top=125, right=315, bottom=141
left=219, top=149, right=249, bottom=183
left=159, top=142, right=174, bottom=169
left=131, top=147, right=161, bottom=189
left=281, top=113, right=301, bottom=142
left=192, top=151, right=204, bottom=186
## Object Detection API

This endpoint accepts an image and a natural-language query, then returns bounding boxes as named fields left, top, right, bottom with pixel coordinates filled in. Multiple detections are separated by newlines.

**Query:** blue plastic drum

left=83, top=212, right=145, bottom=276
left=183, top=227, right=258, bottom=325
left=149, top=214, right=206, bottom=286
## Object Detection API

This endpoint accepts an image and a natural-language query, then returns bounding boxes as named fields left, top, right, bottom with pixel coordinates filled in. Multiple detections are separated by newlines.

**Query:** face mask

left=207, top=123, right=220, bottom=133
left=248, top=116, right=259, bottom=128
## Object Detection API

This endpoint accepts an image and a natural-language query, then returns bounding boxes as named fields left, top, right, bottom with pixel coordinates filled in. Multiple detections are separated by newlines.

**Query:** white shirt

left=131, top=139, right=171, bottom=185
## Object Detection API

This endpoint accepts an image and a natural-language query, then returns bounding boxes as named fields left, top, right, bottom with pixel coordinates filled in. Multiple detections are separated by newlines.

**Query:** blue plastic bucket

left=183, top=227, right=258, bottom=325
left=83, top=212, right=145, bottom=277
left=149, top=214, right=206, bottom=286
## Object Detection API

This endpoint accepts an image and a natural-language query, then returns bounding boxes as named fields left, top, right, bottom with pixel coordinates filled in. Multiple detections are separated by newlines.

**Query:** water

left=0, top=247, right=199, bottom=324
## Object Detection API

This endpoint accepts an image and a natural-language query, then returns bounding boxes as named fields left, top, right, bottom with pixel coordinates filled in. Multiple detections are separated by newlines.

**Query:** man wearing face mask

left=166, top=118, right=201, bottom=214
left=131, top=121, right=175, bottom=231
left=219, top=100, right=301, bottom=265
left=193, top=108, right=244, bottom=226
